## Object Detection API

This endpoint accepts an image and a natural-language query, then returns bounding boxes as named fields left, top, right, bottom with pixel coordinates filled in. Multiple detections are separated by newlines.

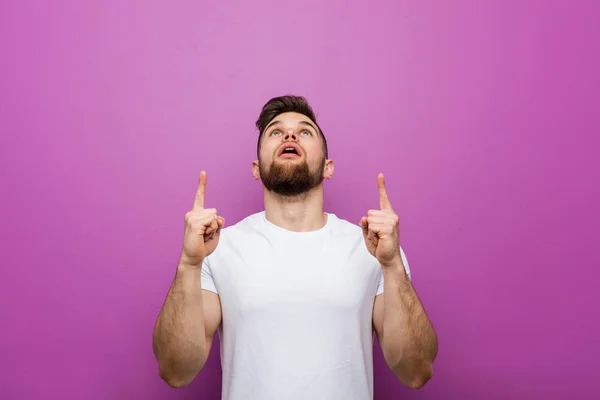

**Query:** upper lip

left=277, top=142, right=302, bottom=156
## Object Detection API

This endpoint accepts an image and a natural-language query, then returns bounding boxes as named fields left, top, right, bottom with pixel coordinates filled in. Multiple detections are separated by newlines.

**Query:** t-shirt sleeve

left=200, top=257, right=218, bottom=294
left=376, top=246, right=411, bottom=296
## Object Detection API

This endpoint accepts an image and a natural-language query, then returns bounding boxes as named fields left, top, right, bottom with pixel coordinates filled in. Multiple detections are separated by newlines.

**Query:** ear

left=252, top=160, right=261, bottom=180
left=323, top=159, right=335, bottom=179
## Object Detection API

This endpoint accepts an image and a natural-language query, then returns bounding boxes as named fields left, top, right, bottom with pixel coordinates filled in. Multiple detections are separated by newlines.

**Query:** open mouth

left=278, top=145, right=301, bottom=158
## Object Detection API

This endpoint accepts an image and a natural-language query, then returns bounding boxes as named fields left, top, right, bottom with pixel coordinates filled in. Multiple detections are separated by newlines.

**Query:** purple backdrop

left=1, top=1, right=598, bottom=399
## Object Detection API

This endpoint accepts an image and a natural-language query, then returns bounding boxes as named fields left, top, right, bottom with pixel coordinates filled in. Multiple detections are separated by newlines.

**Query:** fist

left=180, top=171, right=225, bottom=268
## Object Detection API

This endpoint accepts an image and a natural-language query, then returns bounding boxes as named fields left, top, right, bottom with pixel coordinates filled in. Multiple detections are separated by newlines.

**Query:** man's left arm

left=372, top=258, right=438, bottom=389
left=360, top=173, right=438, bottom=389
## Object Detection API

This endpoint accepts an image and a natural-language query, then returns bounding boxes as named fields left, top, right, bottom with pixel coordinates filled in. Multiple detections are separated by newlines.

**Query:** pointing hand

left=180, top=171, right=225, bottom=268
left=359, top=174, right=402, bottom=269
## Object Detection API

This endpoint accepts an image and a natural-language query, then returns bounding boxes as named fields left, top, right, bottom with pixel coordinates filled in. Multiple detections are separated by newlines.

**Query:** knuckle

left=185, top=213, right=201, bottom=224
left=185, top=218, right=196, bottom=227
left=189, top=221, right=202, bottom=230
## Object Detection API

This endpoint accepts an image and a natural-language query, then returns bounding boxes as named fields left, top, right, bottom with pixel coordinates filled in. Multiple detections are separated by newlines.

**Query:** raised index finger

left=378, top=173, right=393, bottom=211
left=193, top=171, right=207, bottom=210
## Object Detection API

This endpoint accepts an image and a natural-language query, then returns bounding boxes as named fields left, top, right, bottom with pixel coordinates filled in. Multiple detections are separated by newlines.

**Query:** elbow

left=157, top=360, right=202, bottom=389
left=405, top=370, right=433, bottom=390
left=396, top=362, right=434, bottom=390
left=160, top=372, right=192, bottom=389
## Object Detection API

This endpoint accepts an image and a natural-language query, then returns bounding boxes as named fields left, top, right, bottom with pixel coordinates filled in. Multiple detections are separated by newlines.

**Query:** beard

left=259, top=155, right=325, bottom=197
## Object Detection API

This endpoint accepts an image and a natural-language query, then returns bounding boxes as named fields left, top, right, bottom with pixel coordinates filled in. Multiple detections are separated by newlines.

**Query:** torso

left=202, top=212, right=384, bottom=400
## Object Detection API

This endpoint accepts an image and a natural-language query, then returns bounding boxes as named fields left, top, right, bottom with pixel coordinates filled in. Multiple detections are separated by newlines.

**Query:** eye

left=300, top=130, right=312, bottom=136
left=270, top=130, right=282, bottom=136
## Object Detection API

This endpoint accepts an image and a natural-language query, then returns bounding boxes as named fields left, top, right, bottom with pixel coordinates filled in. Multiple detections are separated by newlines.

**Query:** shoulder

left=326, top=212, right=363, bottom=237
left=219, top=211, right=264, bottom=236
left=207, top=211, right=264, bottom=256
left=328, top=212, right=411, bottom=275
left=201, top=212, right=262, bottom=271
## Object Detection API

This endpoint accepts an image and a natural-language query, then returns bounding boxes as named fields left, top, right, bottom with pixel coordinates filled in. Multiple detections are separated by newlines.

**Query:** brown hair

left=255, top=95, right=328, bottom=158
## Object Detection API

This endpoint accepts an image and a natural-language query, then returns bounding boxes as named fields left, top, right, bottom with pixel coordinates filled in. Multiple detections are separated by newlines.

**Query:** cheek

left=305, top=143, right=325, bottom=162
left=260, top=141, right=277, bottom=157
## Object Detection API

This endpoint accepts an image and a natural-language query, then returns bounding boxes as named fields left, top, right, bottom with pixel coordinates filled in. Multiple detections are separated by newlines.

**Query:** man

left=152, top=95, right=438, bottom=399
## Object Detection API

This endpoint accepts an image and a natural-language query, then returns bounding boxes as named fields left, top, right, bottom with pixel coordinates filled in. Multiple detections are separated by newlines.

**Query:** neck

left=263, top=185, right=327, bottom=232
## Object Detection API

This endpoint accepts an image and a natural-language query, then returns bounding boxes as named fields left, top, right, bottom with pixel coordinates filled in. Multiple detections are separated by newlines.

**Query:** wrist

left=380, top=254, right=404, bottom=271
left=178, top=255, right=204, bottom=271
left=175, top=261, right=203, bottom=291
left=381, top=257, right=409, bottom=280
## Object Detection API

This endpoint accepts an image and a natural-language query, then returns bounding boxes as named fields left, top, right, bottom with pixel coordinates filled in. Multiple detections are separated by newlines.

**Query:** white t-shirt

left=201, top=211, right=410, bottom=400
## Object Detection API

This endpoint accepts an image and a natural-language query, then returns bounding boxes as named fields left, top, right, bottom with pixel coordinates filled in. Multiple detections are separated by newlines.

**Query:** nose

left=283, top=129, right=298, bottom=141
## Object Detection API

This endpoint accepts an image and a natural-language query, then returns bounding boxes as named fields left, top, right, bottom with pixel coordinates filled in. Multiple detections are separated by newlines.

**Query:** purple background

left=1, top=1, right=599, bottom=399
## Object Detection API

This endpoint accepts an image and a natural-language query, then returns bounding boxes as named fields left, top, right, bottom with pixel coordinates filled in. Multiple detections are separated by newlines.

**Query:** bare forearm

left=153, top=262, right=207, bottom=387
left=381, top=261, right=438, bottom=388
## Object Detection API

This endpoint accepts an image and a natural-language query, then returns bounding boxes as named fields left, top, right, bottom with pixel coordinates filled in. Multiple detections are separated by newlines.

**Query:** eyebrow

left=264, top=119, right=319, bottom=134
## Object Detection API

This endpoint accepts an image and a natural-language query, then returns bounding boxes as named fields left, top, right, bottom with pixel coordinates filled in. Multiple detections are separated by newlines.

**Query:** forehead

left=266, top=112, right=316, bottom=129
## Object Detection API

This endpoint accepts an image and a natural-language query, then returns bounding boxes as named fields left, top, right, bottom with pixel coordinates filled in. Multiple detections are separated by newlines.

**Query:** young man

left=152, top=96, right=438, bottom=399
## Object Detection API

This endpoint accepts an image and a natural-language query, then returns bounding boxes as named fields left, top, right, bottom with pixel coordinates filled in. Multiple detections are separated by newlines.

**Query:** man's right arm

left=153, top=171, right=225, bottom=388
left=152, top=260, right=222, bottom=388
